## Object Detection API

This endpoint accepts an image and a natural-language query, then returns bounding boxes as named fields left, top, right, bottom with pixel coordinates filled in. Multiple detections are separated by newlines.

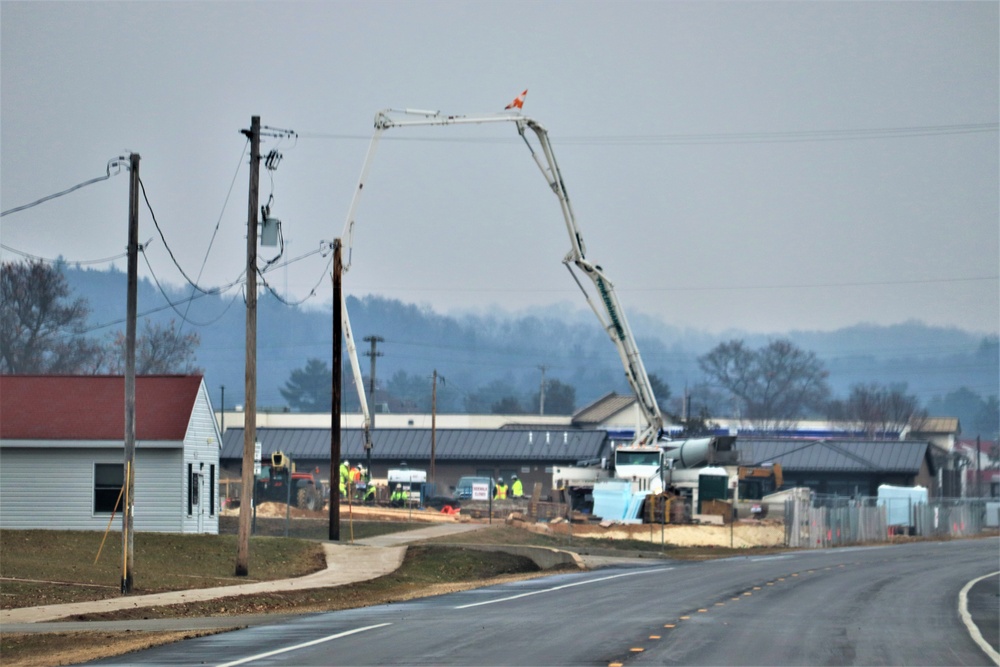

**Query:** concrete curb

left=433, top=543, right=585, bottom=570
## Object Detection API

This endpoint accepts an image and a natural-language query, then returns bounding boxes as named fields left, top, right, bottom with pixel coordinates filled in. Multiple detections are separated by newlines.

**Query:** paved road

left=89, top=538, right=998, bottom=666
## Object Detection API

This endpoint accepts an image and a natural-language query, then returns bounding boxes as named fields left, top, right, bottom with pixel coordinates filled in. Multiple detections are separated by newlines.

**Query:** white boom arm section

left=340, top=109, right=664, bottom=446
left=341, top=288, right=372, bottom=451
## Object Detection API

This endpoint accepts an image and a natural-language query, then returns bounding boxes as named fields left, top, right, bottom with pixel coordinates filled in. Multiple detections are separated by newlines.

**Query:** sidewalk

left=0, top=521, right=492, bottom=629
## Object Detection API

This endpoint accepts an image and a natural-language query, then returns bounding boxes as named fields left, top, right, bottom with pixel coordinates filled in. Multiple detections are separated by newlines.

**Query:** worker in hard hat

left=511, top=474, right=524, bottom=498
left=339, top=459, right=351, bottom=498
left=494, top=477, right=508, bottom=500
left=353, top=465, right=366, bottom=500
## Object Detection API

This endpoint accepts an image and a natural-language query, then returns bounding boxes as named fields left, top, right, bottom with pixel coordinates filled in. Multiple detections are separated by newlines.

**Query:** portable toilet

left=697, top=467, right=730, bottom=514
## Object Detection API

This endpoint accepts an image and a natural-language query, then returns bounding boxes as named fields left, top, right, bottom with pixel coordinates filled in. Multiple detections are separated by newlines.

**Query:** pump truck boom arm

left=341, top=288, right=372, bottom=452
left=340, top=109, right=664, bottom=446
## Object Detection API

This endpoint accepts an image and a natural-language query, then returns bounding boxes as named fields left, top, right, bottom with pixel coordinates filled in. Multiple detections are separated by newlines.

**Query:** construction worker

left=339, top=460, right=351, bottom=498
left=511, top=474, right=524, bottom=498
left=390, top=485, right=407, bottom=507
left=364, top=478, right=376, bottom=504
left=495, top=477, right=508, bottom=500
left=354, top=466, right=365, bottom=500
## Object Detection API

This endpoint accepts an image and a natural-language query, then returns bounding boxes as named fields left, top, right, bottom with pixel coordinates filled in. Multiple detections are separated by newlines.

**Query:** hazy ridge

left=65, top=265, right=998, bottom=425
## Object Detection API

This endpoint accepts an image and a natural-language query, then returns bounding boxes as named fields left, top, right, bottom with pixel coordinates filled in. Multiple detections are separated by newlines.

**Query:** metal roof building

left=736, top=438, right=940, bottom=497
left=221, top=427, right=609, bottom=497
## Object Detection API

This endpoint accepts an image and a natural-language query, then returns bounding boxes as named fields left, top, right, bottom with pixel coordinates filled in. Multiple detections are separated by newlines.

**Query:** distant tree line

left=4, top=259, right=997, bottom=438
left=1, top=260, right=200, bottom=375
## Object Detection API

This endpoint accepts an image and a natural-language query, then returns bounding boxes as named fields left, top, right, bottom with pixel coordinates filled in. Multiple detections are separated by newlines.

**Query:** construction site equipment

left=255, top=451, right=324, bottom=511
left=738, top=462, right=783, bottom=501
left=337, top=105, right=767, bottom=521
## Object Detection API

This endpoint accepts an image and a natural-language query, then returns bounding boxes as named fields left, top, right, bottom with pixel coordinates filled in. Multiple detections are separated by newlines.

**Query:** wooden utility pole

left=430, top=370, right=443, bottom=483
left=236, top=116, right=261, bottom=577
left=364, top=335, right=383, bottom=476
left=330, top=240, right=342, bottom=542
left=538, top=365, right=548, bottom=415
left=122, top=152, right=139, bottom=594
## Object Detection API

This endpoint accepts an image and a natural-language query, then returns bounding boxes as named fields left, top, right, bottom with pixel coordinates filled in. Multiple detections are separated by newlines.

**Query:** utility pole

left=364, top=335, right=383, bottom=476
left=220, top=385, right=225, bottom=434
left=122, top=151, right=139, bottom=595
left=976, top=434, right=982, bottom=498
left=538, top=365, right=548, bottom=415
left=236, top=116, right=261, bottom=577
left=330, top=240, right=342, bottom=541
left=430, top=370, right=444, bottom=483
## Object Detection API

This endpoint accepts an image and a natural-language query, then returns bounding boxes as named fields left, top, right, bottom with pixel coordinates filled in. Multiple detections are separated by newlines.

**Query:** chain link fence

left=785, top=495, right=994, bottom=548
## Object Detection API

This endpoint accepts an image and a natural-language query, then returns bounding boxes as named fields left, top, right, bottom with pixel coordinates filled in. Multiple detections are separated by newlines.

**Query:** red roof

left=0, top=375, right=204, bottom=441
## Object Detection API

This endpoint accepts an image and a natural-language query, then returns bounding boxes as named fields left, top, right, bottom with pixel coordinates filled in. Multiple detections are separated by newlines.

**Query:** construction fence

left=785, top=496, right=996, bottom=548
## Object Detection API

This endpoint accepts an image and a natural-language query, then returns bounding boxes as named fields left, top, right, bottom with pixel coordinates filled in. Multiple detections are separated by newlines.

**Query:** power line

left=180, top=138, right=250, bottom=329
left=1, top=157, right=129, bottom=217
left=298, top=122, right=999, bottom=146
left=138, top=175, right=244, bottom=296
left=0, top=243, right=128, bottom=266
left=140, top=247, right=242, bottom=327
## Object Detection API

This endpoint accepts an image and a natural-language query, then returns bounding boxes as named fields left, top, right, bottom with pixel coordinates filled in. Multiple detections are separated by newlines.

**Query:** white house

left=0, top=375, right=221, bottom=534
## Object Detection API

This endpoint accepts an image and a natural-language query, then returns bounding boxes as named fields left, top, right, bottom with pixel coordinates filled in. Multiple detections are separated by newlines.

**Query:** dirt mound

left=221, top=502, right=469, bottom=523
left=527, top=519, right=786, bottom=548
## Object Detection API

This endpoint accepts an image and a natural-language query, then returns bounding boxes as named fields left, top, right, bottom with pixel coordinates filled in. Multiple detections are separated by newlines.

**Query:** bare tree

left=1, top=260, right=102, bottom=373
left=698, top=339, right=831, bottom=430
left=103, top=319, right=201, bottom=375
left=828, top=383, right=925, bottom=438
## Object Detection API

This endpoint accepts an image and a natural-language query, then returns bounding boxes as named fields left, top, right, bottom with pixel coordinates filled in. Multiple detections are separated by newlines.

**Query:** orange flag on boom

left=505, top=89, right=527, bottom=110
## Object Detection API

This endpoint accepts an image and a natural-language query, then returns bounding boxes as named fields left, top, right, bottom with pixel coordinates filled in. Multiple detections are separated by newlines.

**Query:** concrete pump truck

left=338, top=102, right=750, bottom=520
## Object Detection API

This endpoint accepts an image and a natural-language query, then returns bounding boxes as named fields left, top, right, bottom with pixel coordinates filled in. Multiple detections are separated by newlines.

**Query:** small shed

left=0, top=375, right=221, bottom=534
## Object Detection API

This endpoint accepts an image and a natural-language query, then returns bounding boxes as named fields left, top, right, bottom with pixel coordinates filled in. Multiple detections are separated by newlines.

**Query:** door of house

left=191, top=472, right=203, bottom=532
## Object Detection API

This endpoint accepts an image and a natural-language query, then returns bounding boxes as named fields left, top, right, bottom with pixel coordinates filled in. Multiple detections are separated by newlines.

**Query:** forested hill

left=65, top=265, right=998, bottom=428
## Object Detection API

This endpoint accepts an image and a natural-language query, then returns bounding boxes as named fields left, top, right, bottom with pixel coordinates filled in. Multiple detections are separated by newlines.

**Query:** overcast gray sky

left=2, top=1, right=997, bottom=336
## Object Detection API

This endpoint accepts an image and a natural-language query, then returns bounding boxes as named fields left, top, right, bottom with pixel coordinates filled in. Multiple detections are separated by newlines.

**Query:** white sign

left=254, top=441, right=262, bottom=476
left=472, top=482, right=490, bottom=501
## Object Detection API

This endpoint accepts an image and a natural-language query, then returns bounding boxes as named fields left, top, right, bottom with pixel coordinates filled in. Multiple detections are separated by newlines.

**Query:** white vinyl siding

left=0, top=447, right=184, bottom=532
left=180, top=379, right=221, bottom=534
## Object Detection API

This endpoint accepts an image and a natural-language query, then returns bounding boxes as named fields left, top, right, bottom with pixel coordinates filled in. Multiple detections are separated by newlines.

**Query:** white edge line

left=959, top=570, right=1000, bottom=666
left=216, top=622, right=392, bottom=667
left=455, top=567, right=674, bottom=609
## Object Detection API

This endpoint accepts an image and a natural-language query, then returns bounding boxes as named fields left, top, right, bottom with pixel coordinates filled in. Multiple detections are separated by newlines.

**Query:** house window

left=94, top=463, right=124, bottom=514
